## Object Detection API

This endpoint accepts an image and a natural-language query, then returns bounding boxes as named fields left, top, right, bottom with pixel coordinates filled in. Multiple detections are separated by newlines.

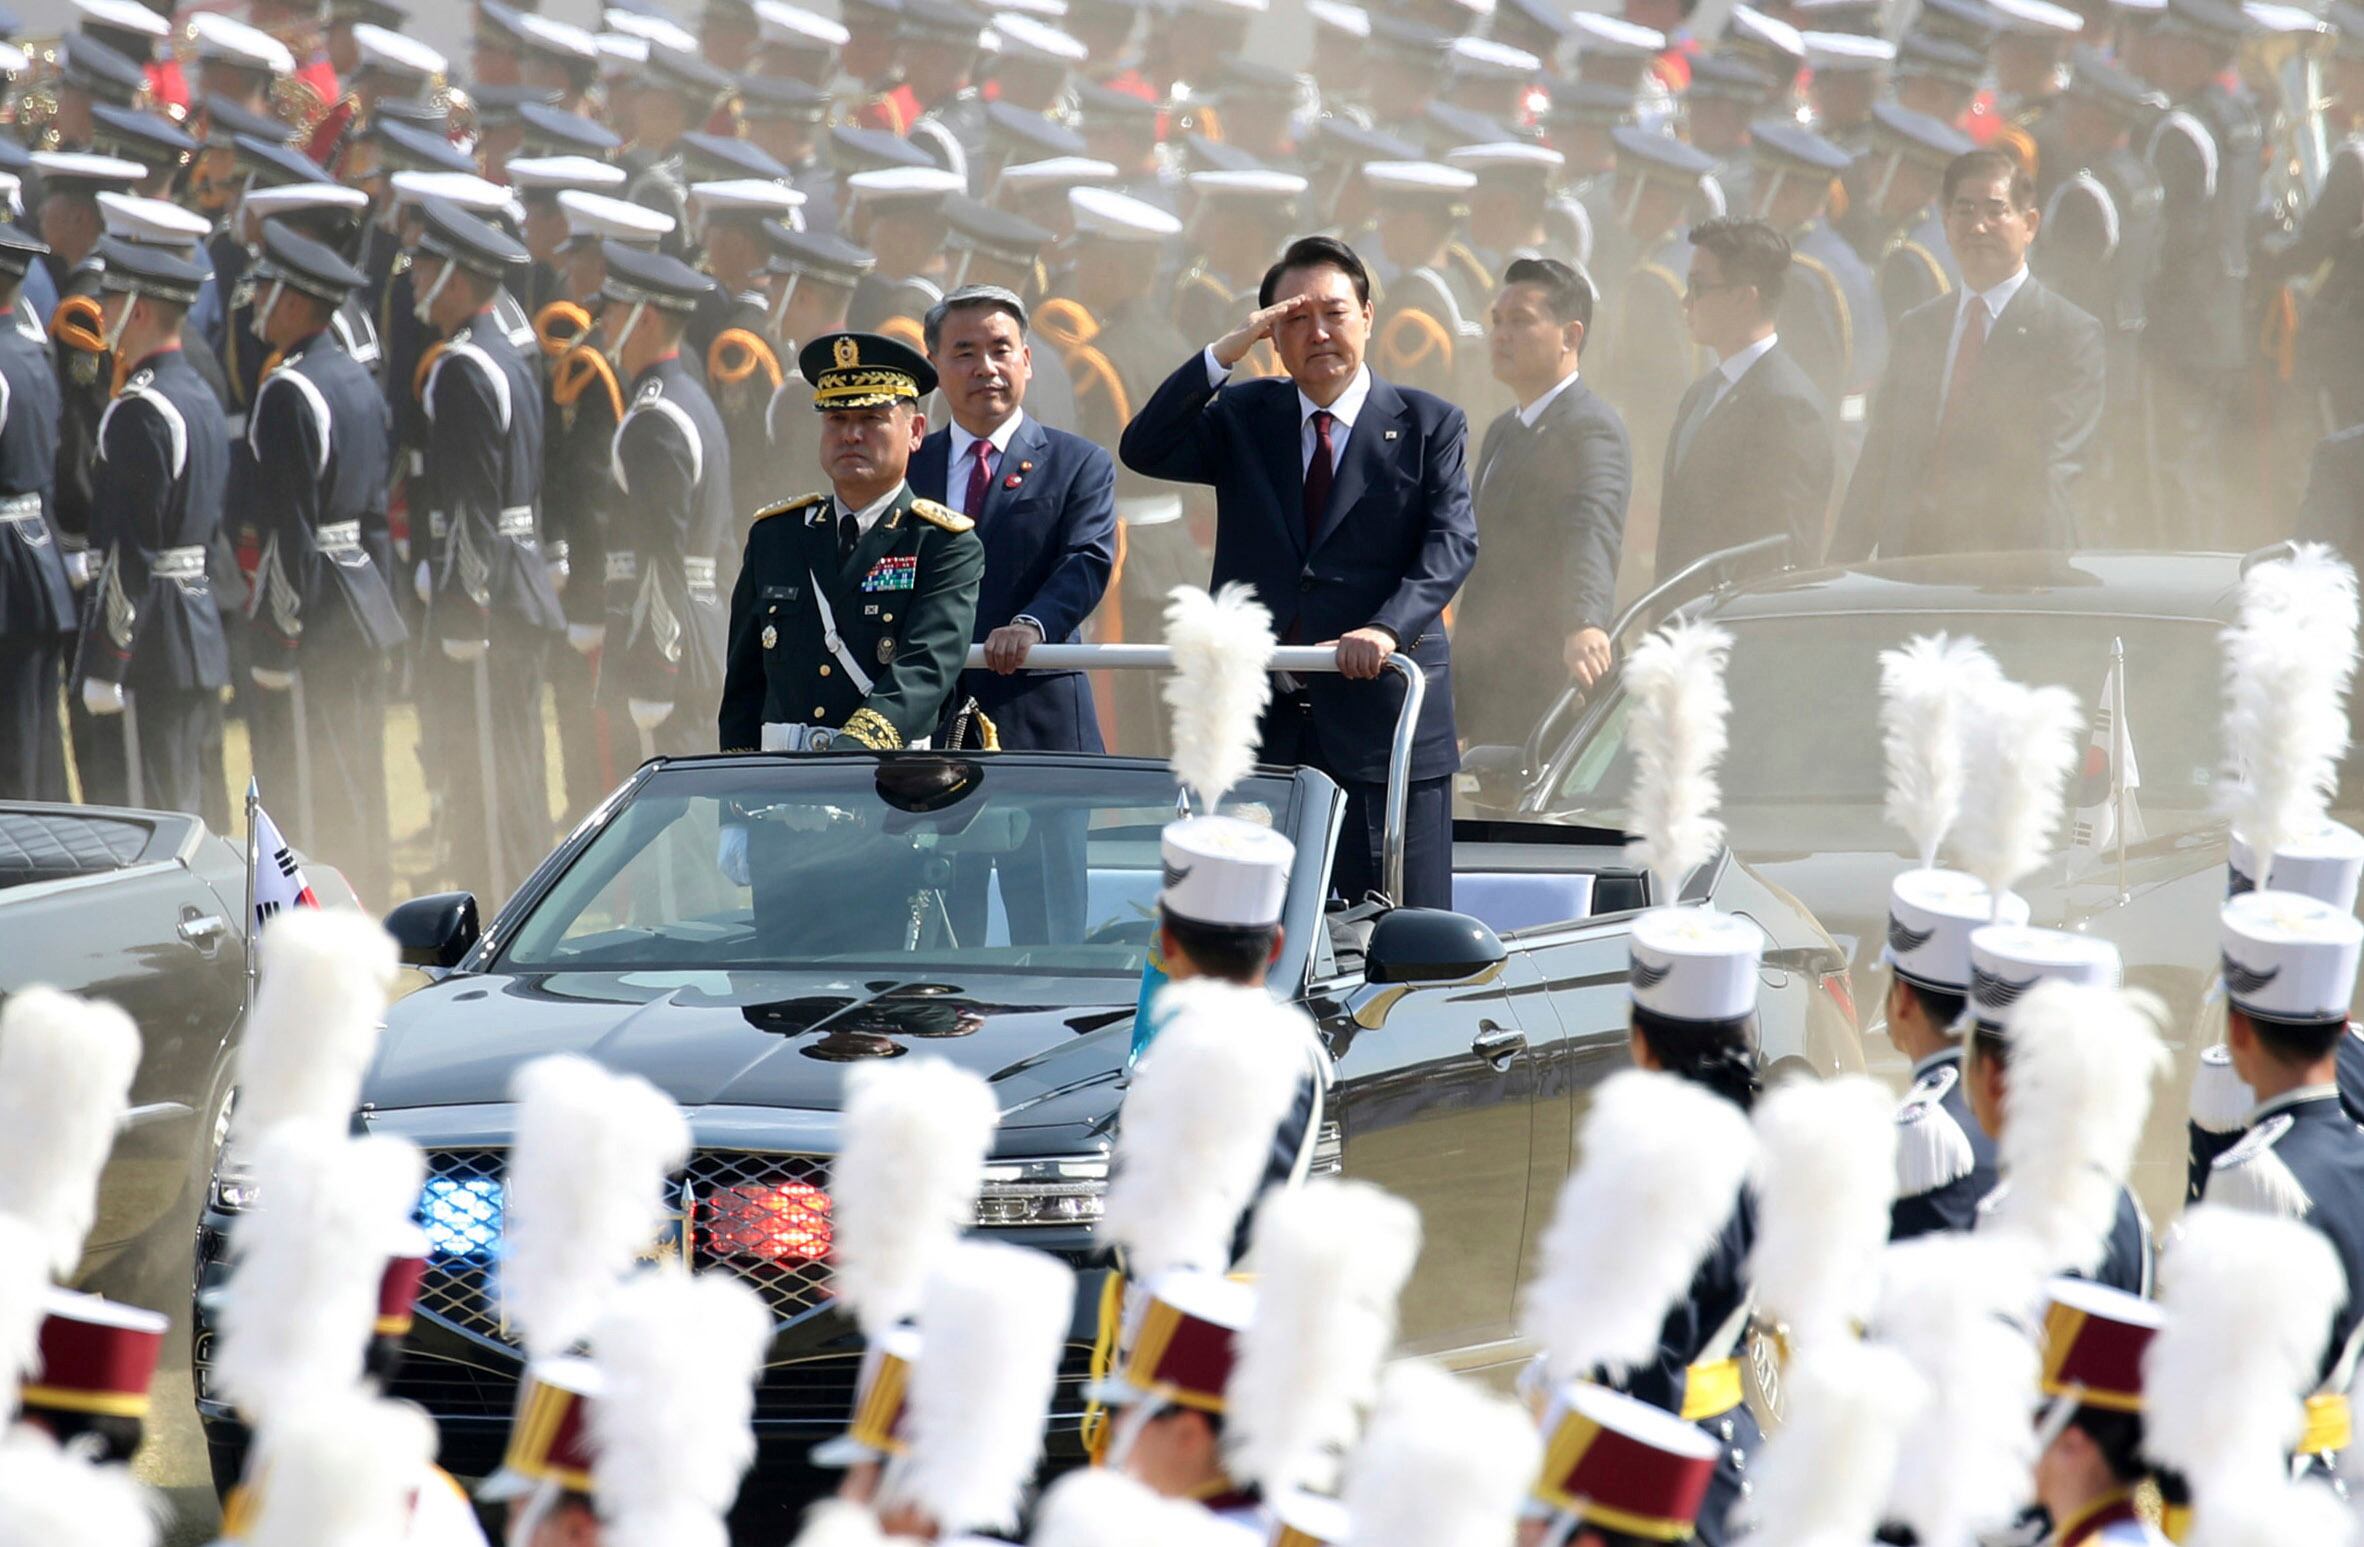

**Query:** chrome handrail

left=961, top=643, right=1428, bottom=904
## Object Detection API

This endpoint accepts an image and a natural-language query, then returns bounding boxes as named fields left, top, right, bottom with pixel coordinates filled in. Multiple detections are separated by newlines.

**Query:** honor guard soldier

left=1861, top=102, right=1975, bottom=328
left=1750, top=118, right=1887, bottom=458
left=86, top=104, right=198, bottom=200
left=243, top=222, right=405, bottom=907
left=1687, top=55, right=1778, bottom=220
left=2032, top=1281, right=2174, bottom=1545
left=514, top=101, right=625, bottom=163
left=596, top=240, right=735, bottom=760
left=1071, top=82, right=1176, bottom=215
left=844, top=165, right=967, bottom=343
left=1360, top=160, right=1485, bottom=402
left=1449, top=143, right=1566, bottom=280
left=1171, top=170, right=1307, bottom=353
left=1089, top=1271, right=1271, bottom=1538
left=719, top=330, right=984, bottom=755
left=738, top=75, right=840, bottom=237
left=74, top=231, right=230, bottom=817
left=1804, top=30, right=1893, bottom=165
left=1987, top=0, right=2082, bottom=197
left=684, top=177, right=803, bottom=366
left=2201, top=887, right=2364, bottom=1468
left=1594, top=127, right=1720, bottom=514
left=620, top=43, right=736, bottom=257
left=759, top=226, right=876, bottom=533
left=1894, top=30, right=1991, bottom=134
left=509, top=155, right=628, bottom=320
left=13, top=1290, right=169, bottom=1464
left=0, top=226, right=69, bottom=803
left=2260, top=8, right=2364, bottom=437
left=409, top=197, right=565, bottom=902
left=750, top=2, right=844, bottom=85
left=1524, top=1382, right=1721, bottom=1547
left=240, top=184, right=383, bottom=383
left=1536, top=84, right=1643, bottom=274
left=679, top=129, right=795, bottom=187
left=48, top=37, right=149, bottom=155
left=344, top=25, right=448, bottom=131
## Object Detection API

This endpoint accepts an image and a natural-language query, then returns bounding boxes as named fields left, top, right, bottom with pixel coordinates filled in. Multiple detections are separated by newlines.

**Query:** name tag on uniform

left=861, top=555, right=917, bottom=592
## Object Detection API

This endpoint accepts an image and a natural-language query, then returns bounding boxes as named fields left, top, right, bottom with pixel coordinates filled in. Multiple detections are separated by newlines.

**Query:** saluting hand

left=1212, top=293, right=1315, bottom=371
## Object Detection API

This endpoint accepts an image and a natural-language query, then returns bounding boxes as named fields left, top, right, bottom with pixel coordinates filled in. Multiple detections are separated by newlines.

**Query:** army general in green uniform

left=718, top=330, right=985, bottom=755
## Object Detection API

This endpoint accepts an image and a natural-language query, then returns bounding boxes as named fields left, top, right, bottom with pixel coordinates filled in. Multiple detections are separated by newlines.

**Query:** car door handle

left=1472, top=1021, right=1526, bottom=1068
left=178, top=912, right=228, bottom=952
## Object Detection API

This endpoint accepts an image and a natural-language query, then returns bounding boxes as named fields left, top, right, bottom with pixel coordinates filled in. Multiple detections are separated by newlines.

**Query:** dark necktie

left=964, top=435, right=995, bottom=518
left=1940, top=300, right=1988, bottom=445
left=1303, top=408, right=1335, bottom=545
left=838, top=508, right=861, bottom=562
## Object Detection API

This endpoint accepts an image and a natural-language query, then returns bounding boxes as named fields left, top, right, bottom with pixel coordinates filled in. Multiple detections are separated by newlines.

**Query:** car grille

left=412, top=1147, right=841, bottom=1346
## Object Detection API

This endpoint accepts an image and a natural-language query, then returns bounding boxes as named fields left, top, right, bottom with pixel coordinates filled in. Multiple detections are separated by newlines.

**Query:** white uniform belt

left=498, top=506, right=535, bottom=540
left=316, top=520, right=363, bottom=554
left=0, top=492, right=41, bottom=523
left=1840, top=392, right=1868, bottom=424
left=1116, top=493, right=1183, bottom=527
left=762, top=722, right=931, bottom=752
left=428, top=510, right=448, bottom=540
left=154, top=546, right=207, bottom=579
left=684, top=555, right=716, bottom=591
left=808, top=567, right=874, bottom=695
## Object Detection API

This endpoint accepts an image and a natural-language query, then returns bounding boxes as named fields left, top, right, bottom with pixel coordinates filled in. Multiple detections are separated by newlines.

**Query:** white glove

left=629, top=698, right=674, bottom=731
left=81, top=678, right=125, bottom=717
left=64, top=550, right=92, bottom=590
left=547, top=555, right=570, bottom=591
left=440, top=636, right=488, bottom=663
left=250, top=666, right=294, bottom=691
left=717, top=824, right=750, bottom=886
left=567, top=623, right=606, bottom=655
left=413, top=559, right=432, bottom=605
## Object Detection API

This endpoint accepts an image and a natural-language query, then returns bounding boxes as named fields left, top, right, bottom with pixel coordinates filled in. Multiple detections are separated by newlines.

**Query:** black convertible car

left=192, top=738, right=1858, bottom=1491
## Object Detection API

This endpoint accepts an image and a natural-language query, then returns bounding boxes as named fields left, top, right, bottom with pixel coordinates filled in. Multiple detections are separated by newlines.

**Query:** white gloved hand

left=547, top=555, right=570, bottom=591
left=717, top=824, right=750, bottom=887
left=414, top=560, right=432, bottom=605
left=81, top=678, right=125, bottom=717
left=629, top=698, right=674, bottom=732
left=64, top=550, right=92, bottom=590
left=567, top=623, right=606, bottom=655
left=440, top=636, right=488, bottom=663
left=250, top=666, right=294, bottom=691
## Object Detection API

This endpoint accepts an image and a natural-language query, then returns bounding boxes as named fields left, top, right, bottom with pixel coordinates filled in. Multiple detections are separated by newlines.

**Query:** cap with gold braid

left=798, top=329, right=938, bottom=410
left=478, top=1356, right=603, bottom=1502
left=19, top=1289, right=166, bottom=1421
left=811, top=1324, right=920, bottom=1467
left=374, top=1230, right=430, bottom=1338
left=1529, top=1381, right=1720, bottom=1540
left=2040, top=1277, right=2162, bottom=1416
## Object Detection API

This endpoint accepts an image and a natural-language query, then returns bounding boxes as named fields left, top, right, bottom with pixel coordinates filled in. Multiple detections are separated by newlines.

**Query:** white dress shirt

left=1203, top=345, right=1374, bottom=473
left=1937, top=265, right=2029, bottom=418
left=1705, top=332, right=1779, bottom=414
left=835, top=481, right=903, bottom=539
left=1515, top=365, right=1582, bottom=428
left=945, top=409, right=1025, bottom=519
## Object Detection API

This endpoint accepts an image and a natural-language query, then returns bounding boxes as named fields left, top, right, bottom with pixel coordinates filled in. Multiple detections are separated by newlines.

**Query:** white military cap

left=2229, top=822, right=2364, bottom=911
left=1967, top=925, right=2122, bottom=1028
left=2105, top=0, right=2164, bottom=13
left=2220, top=890, right=2363, bottom=1025
left=505, top=154, right=628, bottom=193
left=1449, top=35, right=1542, bottom=73
left=1160, top=813, right=1294, bottom=929
left=71, top=0, right=168, bottom=40
left=993, top=13, right=1090, bottom=62
left=518, top=12, right=601, bottom=61
left=1068, top=184, right=1185, bottom=239
left=1361, top=159, right=1479, bottom=196
left=605, top=7, right=700, bottom=52
left=558, top=187, right=676, bottom=242
left=352, top=24, right=448, bottom=82
left=1987, top=0, right=2085, bottom=27
left=998, top=155, right=1117, bottom=191
left=690, top=178, right=807, bottom=217
left=1445, top=140, right=1566, bottom=172
left=28, top=151, right=147, bottom=192
left=1183, top=0, right=1270, bottom=15
left=0, top=43, right=25, bottom=77
left=758, top=0, right=851, bottom=46
left=1186, top=167, right=1309, bottom=198
left=994, top=0, right=1070, bottom=17
left=391, top=170, right=512, bottom=212
left=2241, top=0, right=2321, bottom=31
left=846, top=165, right=967, bottom=203
left=1309, top=0, right=1372, bottom=34
left=1630, top=907, right=1765, bottom=1023
left=190, top=12, right=298, bottom=73
left=1726, top=4, right=1805, bottom=56
left=242, top=181, right=370, bottom=218
left=1801, top=28, right=1897, bottom=65
left=595, top=31, right=652, bottom=67
left=98, top=190, right=210, bottom=245
left=1885, top=868, right=2032, bottom=993
left=1569, top=10, right=1665, bottom=53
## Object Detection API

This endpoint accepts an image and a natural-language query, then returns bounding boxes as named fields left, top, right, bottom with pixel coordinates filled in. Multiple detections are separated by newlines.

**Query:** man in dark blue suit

left=1119, top=236, right=1477, bottom=911
left=913, top=283, right=1117, bottom=943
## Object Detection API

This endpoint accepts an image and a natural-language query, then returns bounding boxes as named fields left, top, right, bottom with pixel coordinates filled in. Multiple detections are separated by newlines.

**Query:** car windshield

left=1549, top=612, right=2224, bottom=829
left=498, top=758, right=1300, bottom=976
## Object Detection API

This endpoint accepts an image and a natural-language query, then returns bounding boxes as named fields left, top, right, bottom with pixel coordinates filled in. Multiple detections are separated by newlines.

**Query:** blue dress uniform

left=242, top=223, right=406, bottom=907
left=597, top=242, right=735, bottom=761
left=73, top=237, right=231, bottom=818
left=0, top=229, right=71, bottom=801
left=411, top=198, right=566, bottom=903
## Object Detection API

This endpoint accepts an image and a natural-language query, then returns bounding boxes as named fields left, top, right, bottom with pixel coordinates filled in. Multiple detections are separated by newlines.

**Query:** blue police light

left=418, top=1177, right=504, bottom=1261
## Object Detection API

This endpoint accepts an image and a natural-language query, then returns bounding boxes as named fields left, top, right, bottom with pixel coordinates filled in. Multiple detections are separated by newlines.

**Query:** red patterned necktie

left=964, top=435, right=995, bottom=517
left=1303, top=408, right=1335, bottom=545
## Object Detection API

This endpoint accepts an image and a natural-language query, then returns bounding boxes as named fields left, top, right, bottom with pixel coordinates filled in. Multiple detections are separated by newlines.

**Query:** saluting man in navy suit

left=911, top=282, right=1117, bottom=944
left=1120, top=235, right=1478, bottom=911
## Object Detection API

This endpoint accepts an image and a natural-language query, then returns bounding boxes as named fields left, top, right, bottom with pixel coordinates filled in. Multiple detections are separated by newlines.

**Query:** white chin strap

left=1870, top=153, right=1903, bottom=217
left=605, top=299, right=647, bottom=367
left=412, top=258, right=455, bottom=325
left=1756, top=168, right=1789, bottom=220
left=1618, top=175, right=1648, bottom=227
left=249, top=279, right=284, bottom=344
left=103, top=293, right=136, bottom=356
left=506, top=1478, right=559, bottom=1547
left=770, top=273, right=801, bottom=332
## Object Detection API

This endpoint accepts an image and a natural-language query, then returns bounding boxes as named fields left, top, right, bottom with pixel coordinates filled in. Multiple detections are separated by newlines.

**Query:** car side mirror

left=1456, top=744, right=1534, bottom=815
left=1364, top=908, right=1507, bottom=985
left=385, top=891, right=480, bottom=970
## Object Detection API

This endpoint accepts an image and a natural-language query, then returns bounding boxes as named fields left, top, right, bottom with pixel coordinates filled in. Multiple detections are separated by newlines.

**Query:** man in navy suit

left=1120, top=236, right=1477, bottom=911
left=913, top=283, right=1118, bottom=943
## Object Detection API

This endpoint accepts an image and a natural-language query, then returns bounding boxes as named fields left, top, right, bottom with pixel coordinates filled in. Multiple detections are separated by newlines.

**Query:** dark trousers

left=1262, top=689, right=1454, bottom=911
left=437, top=628, right=553, bottom=906
left=304, top=648, right=393, bottom=911
left=550, top=635, right=614, bottom=823
left=81, top=686, right=218, bottom=816
left=0, top=637, right=67, bottom=801
left=946, top=807, right=1091, bottom=945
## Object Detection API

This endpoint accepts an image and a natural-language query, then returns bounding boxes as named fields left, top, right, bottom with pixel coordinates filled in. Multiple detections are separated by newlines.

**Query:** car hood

left=365, top=969, right=1138, bottom=1131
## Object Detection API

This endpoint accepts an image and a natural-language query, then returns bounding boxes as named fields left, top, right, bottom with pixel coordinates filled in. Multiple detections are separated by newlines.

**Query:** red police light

left=706, top=1180, right=832, bottom=1263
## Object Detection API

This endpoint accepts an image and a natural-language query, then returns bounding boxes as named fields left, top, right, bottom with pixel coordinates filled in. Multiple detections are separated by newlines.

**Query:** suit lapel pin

left=1383, top=429, right=1399, bottom=441
left=1019, top=459, right=1033, bottom=472
left=1003, top=474, right=1023, bottom=489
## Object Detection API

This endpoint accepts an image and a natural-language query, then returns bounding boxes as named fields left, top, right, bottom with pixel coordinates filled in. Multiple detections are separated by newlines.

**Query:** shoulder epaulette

left=1894, top=1064, right=1975, bottom=1199
left=2204, top=1111, right=2311, bottom=1221
left=908, top=496, right=974, bottom=533
left=2188, top=1043, right=2253, bottom=1136
left=755, top=492, right=828, bottom=522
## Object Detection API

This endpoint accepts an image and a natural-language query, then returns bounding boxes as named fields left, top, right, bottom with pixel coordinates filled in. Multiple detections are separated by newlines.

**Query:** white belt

left=154, top=546, right=207, bottom=580
left=428, top=510, right=448, bottom=540
left=498, top=506, right=535, bottom=540
left=1840, top=392, right=1868, bottom=424
left=0, top=492, right=40, bottom=523
left=1116, top=493, right=1183, bottom=527
left=685, top=555, right=717, bottom=591
left=316, top=520, right=363, bottom=554
left=808, top=567, right=873, bottom=696
left=762, top=722, right=930, bottom=752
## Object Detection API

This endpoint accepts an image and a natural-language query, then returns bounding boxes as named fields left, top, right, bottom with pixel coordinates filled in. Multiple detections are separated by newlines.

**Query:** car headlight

left=209, top=1152, right=260, bottom=1213
left=975, top=1156, right=1107, bottom=1228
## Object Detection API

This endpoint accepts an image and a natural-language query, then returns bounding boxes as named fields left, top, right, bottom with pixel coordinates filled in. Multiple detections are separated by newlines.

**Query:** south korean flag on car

left=251, top=801, right=319, bottom=931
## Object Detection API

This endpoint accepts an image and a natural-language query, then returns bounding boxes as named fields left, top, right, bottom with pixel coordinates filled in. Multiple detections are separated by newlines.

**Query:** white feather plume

left=790, top=1500, right=890, bottom=1547
left=1873, top=1234, right=2043, bottom=1547
left=1030, top=1467, right=1253, bottom=1547
left=1225, top=1179, right=1422, bottom=1498
left=2146, top=1205, right=2347, bottom=1502
left=1622, top=620, right=1734, bottom=901
left=0, top=1218, right=47, bottom=1417
left=1520, top=1069, right=1757, bottom=1383
left=590, top=1267, right=772, bottom=1547
left=1747, top=1075, right=1900, bottom=1351
left=1164, top=582, right=1277, bottom=810
left=242, top=1389, right=439, bottom=1547
left=1101, top=979, right=1308, bottom=1283
left=499, top=1054, right=692, bottom=1358
left=2219, top=543, right=2361, bottom=884
left=1982, top=983, right=2166, bottom=1278
left=831, top=1057, right=1000, bottom=1336
left=0, top=1426, right=159, bottom=1547
left=891, top=1240, right=1076, bottom=1535
left=212, top=1124, right=425, bottom=1424
left=229, top=909, right=400, bottom=1151
left=1739, top=1338, right=1927, bottom=1547
left=1879, top=633, right=2000, bottom=869
left=1337, top=1361, right=1539, bottom=1547
left=0, top=986, right=142, bottom=1277
left=1951, top=677, right=2083, bottom=911
left=2185, top=1480, right=2359, bottom=1547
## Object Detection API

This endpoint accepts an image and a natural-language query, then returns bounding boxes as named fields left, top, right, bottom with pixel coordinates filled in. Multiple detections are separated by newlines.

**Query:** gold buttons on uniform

left=819, top=664, right=831, bottom=676
left=814, top=708, right=826, bottom=718
left=882, top=612, right=894, bottom=623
